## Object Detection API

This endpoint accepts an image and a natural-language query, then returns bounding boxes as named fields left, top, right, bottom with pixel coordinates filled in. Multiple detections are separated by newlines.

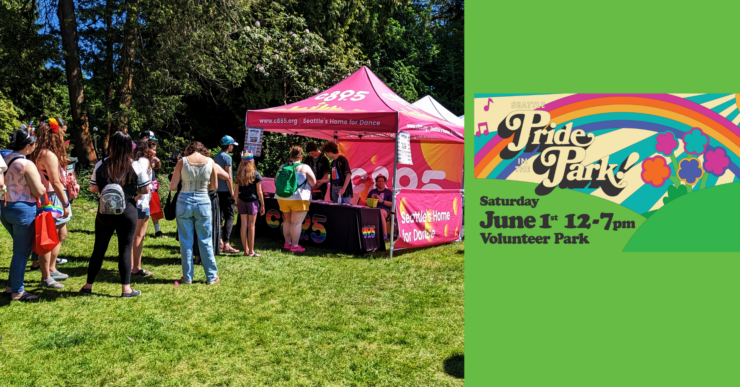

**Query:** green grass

left=0, top=200, right=464, bottom=386
left=624, top=183, right=740, bottom=252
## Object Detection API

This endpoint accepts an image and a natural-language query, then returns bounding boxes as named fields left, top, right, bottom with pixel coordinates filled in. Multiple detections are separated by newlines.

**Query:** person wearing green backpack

left=275, top=145, right=317, bottom=252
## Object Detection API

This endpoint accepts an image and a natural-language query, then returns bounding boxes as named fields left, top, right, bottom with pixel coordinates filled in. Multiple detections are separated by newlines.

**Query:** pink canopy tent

left=245, top=66, right=464, bottom=256
left=246, top=66, right=463, bottom=143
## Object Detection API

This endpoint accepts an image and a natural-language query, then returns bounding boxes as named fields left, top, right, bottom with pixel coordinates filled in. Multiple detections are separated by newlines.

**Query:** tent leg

left=389, top=135, right=399, bottom=259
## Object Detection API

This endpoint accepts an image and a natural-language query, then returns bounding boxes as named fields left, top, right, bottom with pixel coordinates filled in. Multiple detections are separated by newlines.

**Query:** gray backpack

left=99, top=168, right=128, bottom=215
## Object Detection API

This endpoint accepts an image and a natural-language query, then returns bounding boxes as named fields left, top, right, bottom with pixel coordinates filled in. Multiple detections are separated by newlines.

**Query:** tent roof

left=411, top=95, right=464, bottom=126
left=245, top=66, right=463, bottom=143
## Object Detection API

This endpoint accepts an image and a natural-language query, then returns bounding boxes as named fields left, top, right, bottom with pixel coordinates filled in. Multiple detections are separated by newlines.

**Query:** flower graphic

left=678, top=157, right=703, bottom=185
left=703, top=147, right=730, bottom=176
left=641, top=156, right=672, bottom=187
left=682, top=127, right=709, bottom=156
left=655, top=132, right=679, bottom=156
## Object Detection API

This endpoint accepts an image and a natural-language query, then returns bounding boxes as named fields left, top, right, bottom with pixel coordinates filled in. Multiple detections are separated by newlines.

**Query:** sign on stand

left=244, top=127, right=264, bottom=156
left=397, top=132, right=412, bottom=165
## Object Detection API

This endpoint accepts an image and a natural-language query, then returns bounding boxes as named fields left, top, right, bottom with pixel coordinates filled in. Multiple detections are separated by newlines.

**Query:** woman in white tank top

left=169, top=141, right=220, bottom=284
left=276, top=146, right=316, bottom=252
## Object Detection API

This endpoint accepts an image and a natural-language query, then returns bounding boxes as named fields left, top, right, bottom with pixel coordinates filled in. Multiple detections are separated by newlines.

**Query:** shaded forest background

left=0, top=0, right=463, bottom=174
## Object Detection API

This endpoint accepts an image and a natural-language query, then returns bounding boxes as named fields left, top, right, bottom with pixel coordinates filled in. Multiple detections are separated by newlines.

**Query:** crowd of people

left=1, top=122, right=393, bottom=302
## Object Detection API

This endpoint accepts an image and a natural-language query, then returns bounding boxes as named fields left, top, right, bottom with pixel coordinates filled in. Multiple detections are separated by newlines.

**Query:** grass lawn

left=0, top=199, right=464, bottom=386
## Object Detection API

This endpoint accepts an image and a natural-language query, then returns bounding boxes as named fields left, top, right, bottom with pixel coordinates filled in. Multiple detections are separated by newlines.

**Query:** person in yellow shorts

left=276, top=146, right=316, bottom=252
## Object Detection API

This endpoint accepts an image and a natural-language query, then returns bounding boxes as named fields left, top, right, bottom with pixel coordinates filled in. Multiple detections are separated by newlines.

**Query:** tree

left=421, top=0, right=463, bottom=114
left=2, top=0, right=463, bottom=166
left=58, top=0, right=98, bottom=163
left=0, top=90, right=22, bottom=148
left=0, top=0, right=69, bottom=123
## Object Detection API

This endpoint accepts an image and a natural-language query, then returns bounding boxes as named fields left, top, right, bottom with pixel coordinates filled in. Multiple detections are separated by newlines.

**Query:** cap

left=141, top=130, right=158, bottom=141
left=221, top=135, right=238, bottom=146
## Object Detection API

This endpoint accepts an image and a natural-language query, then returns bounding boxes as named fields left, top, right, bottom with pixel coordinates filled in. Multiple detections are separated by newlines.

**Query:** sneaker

left=154, top=231, right=167, bottom=238
left=290, top=245, right=306, bottom=253
left=178, top=277, right=192, bottom=284
left=283, top=242, right=291, bottom=249
left=56, top=258, right=68, bottom=265
left=121, top=289, right=142, bottom=298
left=206, top=276, right=220, bottom=285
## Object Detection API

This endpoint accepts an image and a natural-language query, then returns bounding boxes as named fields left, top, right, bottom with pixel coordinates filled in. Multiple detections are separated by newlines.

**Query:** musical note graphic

left=476, top=122, right=489, bottom=137
left=483, top=98, right=494, bottom=111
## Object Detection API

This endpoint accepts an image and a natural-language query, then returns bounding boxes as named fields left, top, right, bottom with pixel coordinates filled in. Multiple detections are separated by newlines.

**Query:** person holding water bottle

left=366, top=175, right=393, bottom=241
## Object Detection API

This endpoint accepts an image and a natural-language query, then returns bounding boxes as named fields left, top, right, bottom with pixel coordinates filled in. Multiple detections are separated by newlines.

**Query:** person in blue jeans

left=2, top=128, right=47, bottom=301
left=169, top=141, right=219, bottom=284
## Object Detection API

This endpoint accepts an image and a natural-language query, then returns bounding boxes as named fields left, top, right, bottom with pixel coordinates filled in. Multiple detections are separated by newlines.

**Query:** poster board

left=474, top=93, right=740, bottom=252
left=244, top=127, right=264, bottom=156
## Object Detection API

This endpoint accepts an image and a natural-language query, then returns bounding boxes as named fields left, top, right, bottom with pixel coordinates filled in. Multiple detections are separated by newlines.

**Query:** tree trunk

left=104, top=0, right=114, bottom=153
left=57, top=0, right=98, bottom=165
left=112, top=0, right=140, bottom=133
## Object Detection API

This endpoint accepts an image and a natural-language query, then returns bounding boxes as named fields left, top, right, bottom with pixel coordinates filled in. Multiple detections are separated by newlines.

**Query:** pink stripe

left=539, top=94, right=740, bottom=137
left=474, top=135, right=503, bottom=164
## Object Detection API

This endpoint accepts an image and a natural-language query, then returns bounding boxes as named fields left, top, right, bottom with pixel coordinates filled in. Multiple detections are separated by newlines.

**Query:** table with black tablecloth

left=255, top=198, right=386, bottom=254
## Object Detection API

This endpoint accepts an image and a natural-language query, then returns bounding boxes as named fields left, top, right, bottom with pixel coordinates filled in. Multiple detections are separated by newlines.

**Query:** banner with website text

left=393, top=189, right=463, bottom=250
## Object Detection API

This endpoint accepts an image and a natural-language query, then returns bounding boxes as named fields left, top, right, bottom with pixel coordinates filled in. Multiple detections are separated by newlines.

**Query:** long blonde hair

left=235, top=159, right=257, bottom=186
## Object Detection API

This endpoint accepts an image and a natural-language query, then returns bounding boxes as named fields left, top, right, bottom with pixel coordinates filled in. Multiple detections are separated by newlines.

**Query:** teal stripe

left=552, top=112, right=693, bottom=132
left=712, top=98, right=737, bottom=114
left=474, top=132, right=499, bottom=153
left=620, top=177, right=673, bottom=214
left=726, top=110, right=739, bottom=122
left=685, top=93, right=733, bottom=105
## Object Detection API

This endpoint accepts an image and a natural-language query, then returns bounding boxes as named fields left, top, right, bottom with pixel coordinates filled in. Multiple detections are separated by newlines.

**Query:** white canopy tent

left=411, top=95, right=464, bottom=126
left=412, top=95, right=465, bottom=240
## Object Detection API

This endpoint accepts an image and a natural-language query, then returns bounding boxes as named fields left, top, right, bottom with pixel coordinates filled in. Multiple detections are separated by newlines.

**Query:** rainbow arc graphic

left=474, top=94, right=740, bottom=214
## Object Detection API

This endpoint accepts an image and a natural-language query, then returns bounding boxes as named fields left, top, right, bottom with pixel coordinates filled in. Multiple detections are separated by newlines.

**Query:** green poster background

left=465, top=1, right=740, bottom=386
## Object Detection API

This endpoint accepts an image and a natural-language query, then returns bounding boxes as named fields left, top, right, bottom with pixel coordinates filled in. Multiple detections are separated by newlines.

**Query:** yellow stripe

left=475, top=155, right=502, bottom=178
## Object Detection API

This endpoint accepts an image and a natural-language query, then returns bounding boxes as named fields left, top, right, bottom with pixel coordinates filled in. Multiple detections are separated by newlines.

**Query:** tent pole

left=389, top=132, right=399, bottom=259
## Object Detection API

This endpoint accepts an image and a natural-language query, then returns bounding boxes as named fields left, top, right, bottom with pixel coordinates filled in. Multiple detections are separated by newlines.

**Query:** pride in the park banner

left=474, top=93, right=740, bottom=252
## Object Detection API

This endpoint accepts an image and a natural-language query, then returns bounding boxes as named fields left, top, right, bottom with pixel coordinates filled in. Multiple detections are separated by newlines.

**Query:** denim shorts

left=46, top=191, right=72, bottom=225
left=137, top=206, right=150, bottom=220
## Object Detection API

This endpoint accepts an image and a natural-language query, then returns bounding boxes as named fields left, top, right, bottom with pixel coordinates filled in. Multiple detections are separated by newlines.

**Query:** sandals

left=50, top=270, right=69, bottom=280
left=133, top=269, right=153, bottom=276
left=79, top=287, right=92, bottom=296
left=248, top=251, right=262, bottom=257
left=223, top=246, right=240, bottom=254
left=11, top=291, right=38, bottom=302
left=41, top=278, right=64, bottom=289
